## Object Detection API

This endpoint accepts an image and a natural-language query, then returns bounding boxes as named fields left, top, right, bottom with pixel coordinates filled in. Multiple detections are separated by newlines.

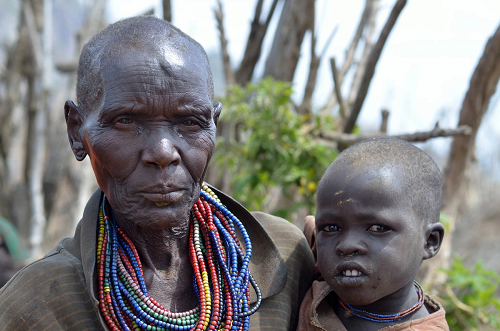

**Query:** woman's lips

left=138, top=190, right=185, bottom=206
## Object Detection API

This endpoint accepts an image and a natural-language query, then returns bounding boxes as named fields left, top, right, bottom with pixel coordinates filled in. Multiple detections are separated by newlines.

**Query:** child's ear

left=423, top=222, right=445, bottom=260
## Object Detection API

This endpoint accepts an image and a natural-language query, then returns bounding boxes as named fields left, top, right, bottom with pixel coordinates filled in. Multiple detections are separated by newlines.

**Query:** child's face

left=315, top=162, right=425, bottom=306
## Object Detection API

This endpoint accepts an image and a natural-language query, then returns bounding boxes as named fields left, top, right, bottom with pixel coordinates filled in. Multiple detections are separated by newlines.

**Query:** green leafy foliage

left=212, top=78, right=338, bottom=219
left=440, top=256, right=500, bottom=330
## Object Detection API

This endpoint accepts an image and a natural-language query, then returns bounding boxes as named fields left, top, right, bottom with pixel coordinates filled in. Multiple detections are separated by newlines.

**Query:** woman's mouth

left=138, top=190, right=185, bottom=206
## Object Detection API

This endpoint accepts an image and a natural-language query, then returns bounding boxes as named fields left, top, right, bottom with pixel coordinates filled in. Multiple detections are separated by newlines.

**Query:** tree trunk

left=235, top=0, right=280, bottom=86
left=418, top=22, right=500, bottom=287
left=214, top=0, right=234, bottom=86
left=263, top=0, right=315, bottom=82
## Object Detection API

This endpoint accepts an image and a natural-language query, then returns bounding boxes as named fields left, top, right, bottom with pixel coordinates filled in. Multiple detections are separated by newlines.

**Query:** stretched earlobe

left=64, top=100, right=87, bottom=161
left=213, top=102, right=222, bottom=127
left=423, top=222, right=445, bottom=260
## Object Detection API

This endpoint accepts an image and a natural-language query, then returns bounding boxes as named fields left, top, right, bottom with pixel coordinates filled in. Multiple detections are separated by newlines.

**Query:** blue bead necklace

left=339, top=281, right=425, bottom=323
left=97, top=185, right=261, bottom=331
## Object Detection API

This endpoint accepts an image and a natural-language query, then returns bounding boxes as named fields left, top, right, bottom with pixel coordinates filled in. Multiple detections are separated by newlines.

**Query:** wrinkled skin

left=65, top=44, right=220, bottom=310
left=315, top=161, right=444, bottom=330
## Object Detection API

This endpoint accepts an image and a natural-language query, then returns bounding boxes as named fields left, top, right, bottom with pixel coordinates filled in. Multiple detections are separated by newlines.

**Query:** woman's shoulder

left=0, top=241, right=86, bottom=296
left=250, top=211, right=305, bottom=238
left=0, top=243, right=99, bottom=330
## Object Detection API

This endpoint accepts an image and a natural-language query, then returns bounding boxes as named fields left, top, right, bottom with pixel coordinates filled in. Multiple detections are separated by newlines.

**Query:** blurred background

left=0, top=0, right=499, bottom=329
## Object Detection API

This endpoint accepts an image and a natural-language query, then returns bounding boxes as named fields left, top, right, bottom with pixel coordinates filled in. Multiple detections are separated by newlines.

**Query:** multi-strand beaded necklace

left=96, top=184, right=261, bottom=331
left=339, top=281, right=425, bottom=323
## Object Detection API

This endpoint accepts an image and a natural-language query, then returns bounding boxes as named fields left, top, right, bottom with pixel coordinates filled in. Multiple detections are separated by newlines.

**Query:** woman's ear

left=64, top=100, right=87, bottom=161
left=423, top=222, right=445, bottom=260
left=213, top=102, right=222, bottom=127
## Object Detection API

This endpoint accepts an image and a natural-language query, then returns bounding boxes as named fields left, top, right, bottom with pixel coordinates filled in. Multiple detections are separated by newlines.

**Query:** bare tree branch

left=379, top=108, right=389, bottom=133
left=330, top=57, right=348, bottom=121
left=346, top=0, right=379, bottom=109
left=343, top=0, right=407, bottom=133
left=235, top=0, right=279, bottom=86
left=323, top=0, right=376, bottom=112
left=23, top=0, right=42, bottom=71
left=214, top=0, right=235, bottom=86
left=319, top=124, right=471, bottom=145
left=320, top=25, right=339, bottom=58
left=297, top=14, right=319, bottom=116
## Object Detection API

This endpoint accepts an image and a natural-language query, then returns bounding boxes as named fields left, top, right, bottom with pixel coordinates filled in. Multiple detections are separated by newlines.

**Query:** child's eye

left=322, top=225, right=341, bottom=232
left=368, top=225, right=391, bottom=232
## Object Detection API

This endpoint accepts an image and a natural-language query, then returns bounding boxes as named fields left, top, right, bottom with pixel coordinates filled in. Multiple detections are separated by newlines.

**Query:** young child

left=298, top=137, right=449, bottom=330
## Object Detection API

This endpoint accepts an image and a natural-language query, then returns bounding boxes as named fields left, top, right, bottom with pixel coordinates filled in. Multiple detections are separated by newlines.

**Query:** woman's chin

left=113, top=204, right=192, bottom=231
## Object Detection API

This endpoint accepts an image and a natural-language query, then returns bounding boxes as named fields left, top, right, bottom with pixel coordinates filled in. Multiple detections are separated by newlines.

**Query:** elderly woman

left=0, top=16, right=314, bottom=331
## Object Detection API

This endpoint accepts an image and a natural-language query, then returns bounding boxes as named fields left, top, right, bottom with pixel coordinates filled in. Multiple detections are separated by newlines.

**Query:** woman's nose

left=142, top=132, right=181, bottom=169
left=335, top=231, right=366, bottom=257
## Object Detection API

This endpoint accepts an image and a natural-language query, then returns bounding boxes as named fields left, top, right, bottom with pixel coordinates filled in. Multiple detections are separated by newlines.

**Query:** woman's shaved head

left=76, top=16, right=214, bottom=115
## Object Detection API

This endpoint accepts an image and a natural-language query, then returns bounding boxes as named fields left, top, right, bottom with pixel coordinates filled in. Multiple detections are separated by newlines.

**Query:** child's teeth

left=343, top=269, right=362, bottom=277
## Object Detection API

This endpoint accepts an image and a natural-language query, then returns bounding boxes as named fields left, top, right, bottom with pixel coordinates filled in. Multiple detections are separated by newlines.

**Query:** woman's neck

left=113, top=214, right=199, bottom=311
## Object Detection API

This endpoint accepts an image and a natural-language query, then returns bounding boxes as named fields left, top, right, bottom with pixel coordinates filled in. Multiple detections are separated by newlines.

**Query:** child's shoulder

left=298, top=280, right=348, bottom=331
left=379, top=294, right=449, bottom=331
left=297, top=282, right=450, bottom=331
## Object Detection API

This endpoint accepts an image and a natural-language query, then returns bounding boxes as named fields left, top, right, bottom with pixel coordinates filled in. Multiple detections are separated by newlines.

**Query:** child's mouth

left=341, top=269, right=363, bottom=277
left=335, top=268, right=369, bottom=286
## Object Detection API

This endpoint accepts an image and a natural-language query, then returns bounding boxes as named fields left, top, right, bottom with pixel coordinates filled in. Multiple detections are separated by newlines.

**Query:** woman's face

left=76, top=48, right=218, bottom=229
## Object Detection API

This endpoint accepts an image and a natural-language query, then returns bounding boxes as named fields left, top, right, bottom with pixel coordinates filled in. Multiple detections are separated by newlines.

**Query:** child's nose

left=335, top=232, right=367, bottom=257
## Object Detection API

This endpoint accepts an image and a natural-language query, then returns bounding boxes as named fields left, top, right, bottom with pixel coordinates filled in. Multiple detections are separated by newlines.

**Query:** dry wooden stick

left=319, top=124, right=472, bottom=145
left=235, top=0, right=279, bottom=86
left=297, top=13, right=320, bottom=115
left=163, top=0, right=172, bottom=22
left=330, top=57, right=348, bottom=121
left=379, top=109, right=389, bottom=133
left=324, top=0, right=376, bottom=112
left=343, top=0, right=407, bottom=133
left=346, top=0, right=379, bottom=109
left=214, top=0, right=235, bottom=86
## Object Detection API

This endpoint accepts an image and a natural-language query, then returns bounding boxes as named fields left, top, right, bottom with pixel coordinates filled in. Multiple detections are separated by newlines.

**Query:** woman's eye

left=182, top=119, right=200, bottom=127
left=183, top=119, right=196, bottom=126
left=117, top=118, right=133, bottom=124
left=322, top=225, right=340, bottom=232
left=368, top=225, right=391, bottom=232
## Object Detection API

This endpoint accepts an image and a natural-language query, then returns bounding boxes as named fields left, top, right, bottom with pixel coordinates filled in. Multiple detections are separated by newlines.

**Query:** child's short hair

left=319, top=137, right=442, bottom=224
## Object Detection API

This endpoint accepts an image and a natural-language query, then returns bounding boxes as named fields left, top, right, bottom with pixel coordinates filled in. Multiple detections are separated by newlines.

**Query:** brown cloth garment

left=0, top=187, right=315, bottom=331
left=298, top=281, right=449, bottom=331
